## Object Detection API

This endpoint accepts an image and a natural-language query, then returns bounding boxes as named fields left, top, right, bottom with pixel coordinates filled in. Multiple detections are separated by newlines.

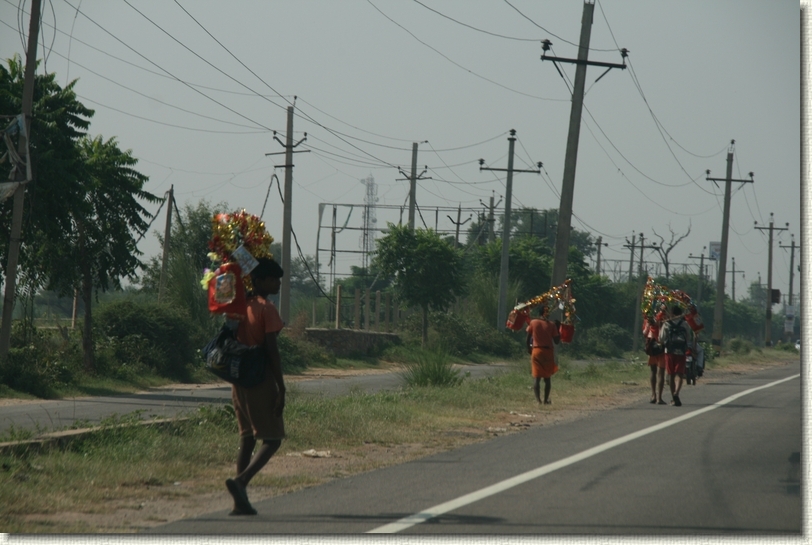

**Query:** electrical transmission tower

left=360, top=175, right=378, bottom=270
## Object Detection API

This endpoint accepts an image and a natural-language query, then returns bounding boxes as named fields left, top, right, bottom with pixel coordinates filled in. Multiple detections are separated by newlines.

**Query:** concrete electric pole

left=158, top=185, right=174, bottom=303
left=540, top=2, right=627, bottom=289
left=688, top=247, right=707, bottom=303
left=479, top=130, right=541, bottom=329
left=265, top=103, right=308, bottom=323
left=779, top=234, right=797, bottom=342
left=754, top=214, right=788, bottom=347
left=397, top=142, right=430, bottom=231
left=594, top=236, right=607, bottom=276
left=705, top=141, right=753, bottom=352
left=0, top=0, right=41, bottom=362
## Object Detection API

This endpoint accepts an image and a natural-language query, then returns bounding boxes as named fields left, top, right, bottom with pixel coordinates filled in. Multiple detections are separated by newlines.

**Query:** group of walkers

left=644, top=305, right=702, bottom=406
left=523, top=303, right=704, bottom=408
left=223, top=261, right=705, bottom=515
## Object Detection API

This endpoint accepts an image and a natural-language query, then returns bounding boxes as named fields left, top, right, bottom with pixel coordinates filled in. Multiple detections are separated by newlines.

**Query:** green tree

left=373, top=224, right=466, bottom=345
left=0, top=56, right=93, bottom=287
left=47, top=135, right=158, bottom=372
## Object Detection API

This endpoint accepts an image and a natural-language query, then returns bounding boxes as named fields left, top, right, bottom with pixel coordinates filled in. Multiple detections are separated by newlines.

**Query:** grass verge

left=0, top=350, right=798, bottom=532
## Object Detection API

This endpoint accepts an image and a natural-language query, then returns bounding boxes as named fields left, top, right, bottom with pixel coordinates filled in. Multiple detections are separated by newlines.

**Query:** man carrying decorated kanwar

left=643, top=316, right=667, bottom=405
left=226, top=257, right=287, bottom=516
left=658, top=304, right=694, bottom=407
left=525, top=304, right=561, bottom=404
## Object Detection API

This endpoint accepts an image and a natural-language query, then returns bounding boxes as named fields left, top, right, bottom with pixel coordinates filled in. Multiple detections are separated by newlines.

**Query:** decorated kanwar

left=506, top=280, right=576, bottom=405
left=200, top=210, right=287, bottom=516
left=641, top=277, right=703, bottom=407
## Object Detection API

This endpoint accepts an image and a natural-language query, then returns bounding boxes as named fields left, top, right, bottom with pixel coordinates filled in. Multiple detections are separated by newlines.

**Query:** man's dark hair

left=251, top=257, right=284, bottom=280
left=672, top=305, right=683, bottom=316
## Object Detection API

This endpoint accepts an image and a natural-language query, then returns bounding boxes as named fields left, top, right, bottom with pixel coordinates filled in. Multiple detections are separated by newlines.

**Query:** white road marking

left=368, top=373, right=800, bottom=533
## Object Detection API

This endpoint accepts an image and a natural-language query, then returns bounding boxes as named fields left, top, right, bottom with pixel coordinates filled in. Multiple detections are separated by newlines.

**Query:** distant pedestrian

left=643, top=317, right=666, bottom=405
left=525, top=305, right=561, bottom=404
left=659, top=305, right=694, bottom=407
left=226, top=257, right=287, bottom=516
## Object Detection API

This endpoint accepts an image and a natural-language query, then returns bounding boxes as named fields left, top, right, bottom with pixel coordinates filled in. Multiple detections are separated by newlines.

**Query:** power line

left=503, top=0, right=617, bottom=52
left=366, top=0, right=566, bottom=102
left=412, top=0, right=540, bottom=42
left=62, top=0, right=275, bottom=132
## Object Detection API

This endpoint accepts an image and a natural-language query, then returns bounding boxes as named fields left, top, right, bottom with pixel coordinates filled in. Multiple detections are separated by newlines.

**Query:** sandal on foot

left=650, top=396, right=657, bottom=404
left=657, top=399, right=667, bottom=405
left=226, top=478, right=256, bottom=516
left=673, top=395, right=682, bottom=407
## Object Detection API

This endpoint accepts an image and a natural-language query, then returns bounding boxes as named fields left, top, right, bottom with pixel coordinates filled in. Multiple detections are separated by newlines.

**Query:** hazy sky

left=0, top=1, right=802, bottom=306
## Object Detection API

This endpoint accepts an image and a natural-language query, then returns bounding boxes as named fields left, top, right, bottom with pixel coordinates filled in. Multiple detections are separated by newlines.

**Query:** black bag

left=644, top=336, right=664, bottom=356
left=665, top=318, right=688, bottom=356
left=202, top=325, right=267, bottom=388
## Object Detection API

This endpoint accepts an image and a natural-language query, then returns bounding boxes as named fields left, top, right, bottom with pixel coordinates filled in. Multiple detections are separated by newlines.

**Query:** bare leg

left=533, top=377, right=542, bottom=404
left=237, top=439, right=282, bottom=487
left=649, top=366, right=657, bottom=401
left=543, top=378, right=552, bottom=404
left=236, top=436, right=256, bottom=476
left=656, top=367, right=665, bottom=402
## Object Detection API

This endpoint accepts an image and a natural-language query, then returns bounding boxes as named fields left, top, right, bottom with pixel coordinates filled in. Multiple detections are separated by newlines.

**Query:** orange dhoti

left=531, top=347, right=558, bottom=379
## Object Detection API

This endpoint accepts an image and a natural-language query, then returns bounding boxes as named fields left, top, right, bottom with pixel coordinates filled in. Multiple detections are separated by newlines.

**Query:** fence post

left=375, top=290, right=381, bottom=331
left=335, top=285, right=342, bottom=329
left=312, top=300, right=317, bottom=327
left=354, top=288, right=361, bottom=330
left=385, top=292, right=391, bottom=332
left=364, top=288, right=371, bottom=330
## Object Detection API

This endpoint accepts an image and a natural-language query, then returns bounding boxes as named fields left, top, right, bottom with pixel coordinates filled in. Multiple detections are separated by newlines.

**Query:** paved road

left=151, top=361, right=801, bottom=535
left=0, top=363, right=510, bottom=435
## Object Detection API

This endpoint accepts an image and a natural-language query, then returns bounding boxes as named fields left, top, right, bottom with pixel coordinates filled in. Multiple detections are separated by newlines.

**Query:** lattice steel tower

left=360, top=175, right=378, bottom=270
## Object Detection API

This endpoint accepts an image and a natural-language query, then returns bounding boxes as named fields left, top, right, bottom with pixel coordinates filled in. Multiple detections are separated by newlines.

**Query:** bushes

left=727, top=337, right=755, bottom=355
left=400, top=347, right=462, bottom=387
left=558, top=323, right=632, bottom=359
left=94, top=300, right=203, bottom=380
left=277, top=333, right=334, bottom=373
left=400, top=311, right=521, bottom=358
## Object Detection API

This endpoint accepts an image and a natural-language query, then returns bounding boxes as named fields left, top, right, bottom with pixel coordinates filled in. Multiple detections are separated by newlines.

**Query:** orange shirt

left=236, top=295, right=284, bottom=347
left=526, top=319, right=559, bottom=349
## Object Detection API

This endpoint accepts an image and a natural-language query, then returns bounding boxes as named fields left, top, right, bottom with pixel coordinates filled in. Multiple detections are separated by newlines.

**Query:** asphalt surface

left=149, top=360, right=801, bottom=535
left=0, top=362, right=511, bottom=435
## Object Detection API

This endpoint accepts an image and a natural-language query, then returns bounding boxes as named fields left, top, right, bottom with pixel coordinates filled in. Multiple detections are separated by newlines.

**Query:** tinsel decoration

left=204, top=210, right=274, bottom=293
left=641, top=277, right=704, bottom=332
left=508, top=279, right=577, bottom=329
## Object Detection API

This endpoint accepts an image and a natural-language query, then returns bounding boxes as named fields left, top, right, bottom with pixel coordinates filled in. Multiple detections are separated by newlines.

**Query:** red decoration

left=685, top=307, right=704, bottom=332
left=506, top=309, right=530, bottom=331
left=559, top=323, right=575, bottom=343
left=207, top=262, right=247, bottom=317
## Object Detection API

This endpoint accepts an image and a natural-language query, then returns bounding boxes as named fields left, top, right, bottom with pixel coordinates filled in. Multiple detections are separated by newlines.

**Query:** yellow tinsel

left=513, top=279, right=577, bottom=325
left=203, top=209, right=275, bottom=291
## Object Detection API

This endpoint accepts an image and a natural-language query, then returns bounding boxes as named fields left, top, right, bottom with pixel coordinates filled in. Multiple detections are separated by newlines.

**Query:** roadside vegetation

left=0, top=346, right=798, bottom=533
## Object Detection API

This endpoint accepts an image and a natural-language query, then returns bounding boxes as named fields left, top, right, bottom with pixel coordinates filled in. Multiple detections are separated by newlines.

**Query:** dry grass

left=0, top=351, right=798, bottom=533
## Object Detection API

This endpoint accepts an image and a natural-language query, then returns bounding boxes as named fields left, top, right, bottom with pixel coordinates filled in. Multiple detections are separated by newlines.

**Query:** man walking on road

left=226, top=258, right=287, bottom=515
left=526, top=305, right=561, bottom=405
left=659, top=305, right=694, bottom=407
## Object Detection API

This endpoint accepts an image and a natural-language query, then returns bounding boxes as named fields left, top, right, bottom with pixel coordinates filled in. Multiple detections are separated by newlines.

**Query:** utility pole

left=0, top=0, right=41, bottom=362
left=480, top=192, right=501, bottom=243
left=540, top=4, right=627, bottom=289
left=727, top=257, right=743, bottom=302
left=479, top=130, right=541, bottom=329
left=632, top=233, right=658, bottom=352
left=624, top=231, right=636, bottom=282
left=265, top=102, right=308, bottom=323
left=397, top=142, right=430, bottom=231
left=594, top=236, right=607, bottom=275
left=447, top=204, right=471, bottom=247
left=688, top=247, right=707, bottom=303
left=755, top=213, right=788, bottom=347
left=158, top=185, right=174, bottom=302
left=705, top=141, right=753, bottom=352
left=779, top=235, right=797, bottom=342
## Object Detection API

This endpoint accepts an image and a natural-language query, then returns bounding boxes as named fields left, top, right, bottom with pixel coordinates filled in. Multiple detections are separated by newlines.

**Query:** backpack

left=202, top=325, right=267, bottom=388
left=665, top=318, right=688, bottom=356
left=644, top=336, right=664, bottom=356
